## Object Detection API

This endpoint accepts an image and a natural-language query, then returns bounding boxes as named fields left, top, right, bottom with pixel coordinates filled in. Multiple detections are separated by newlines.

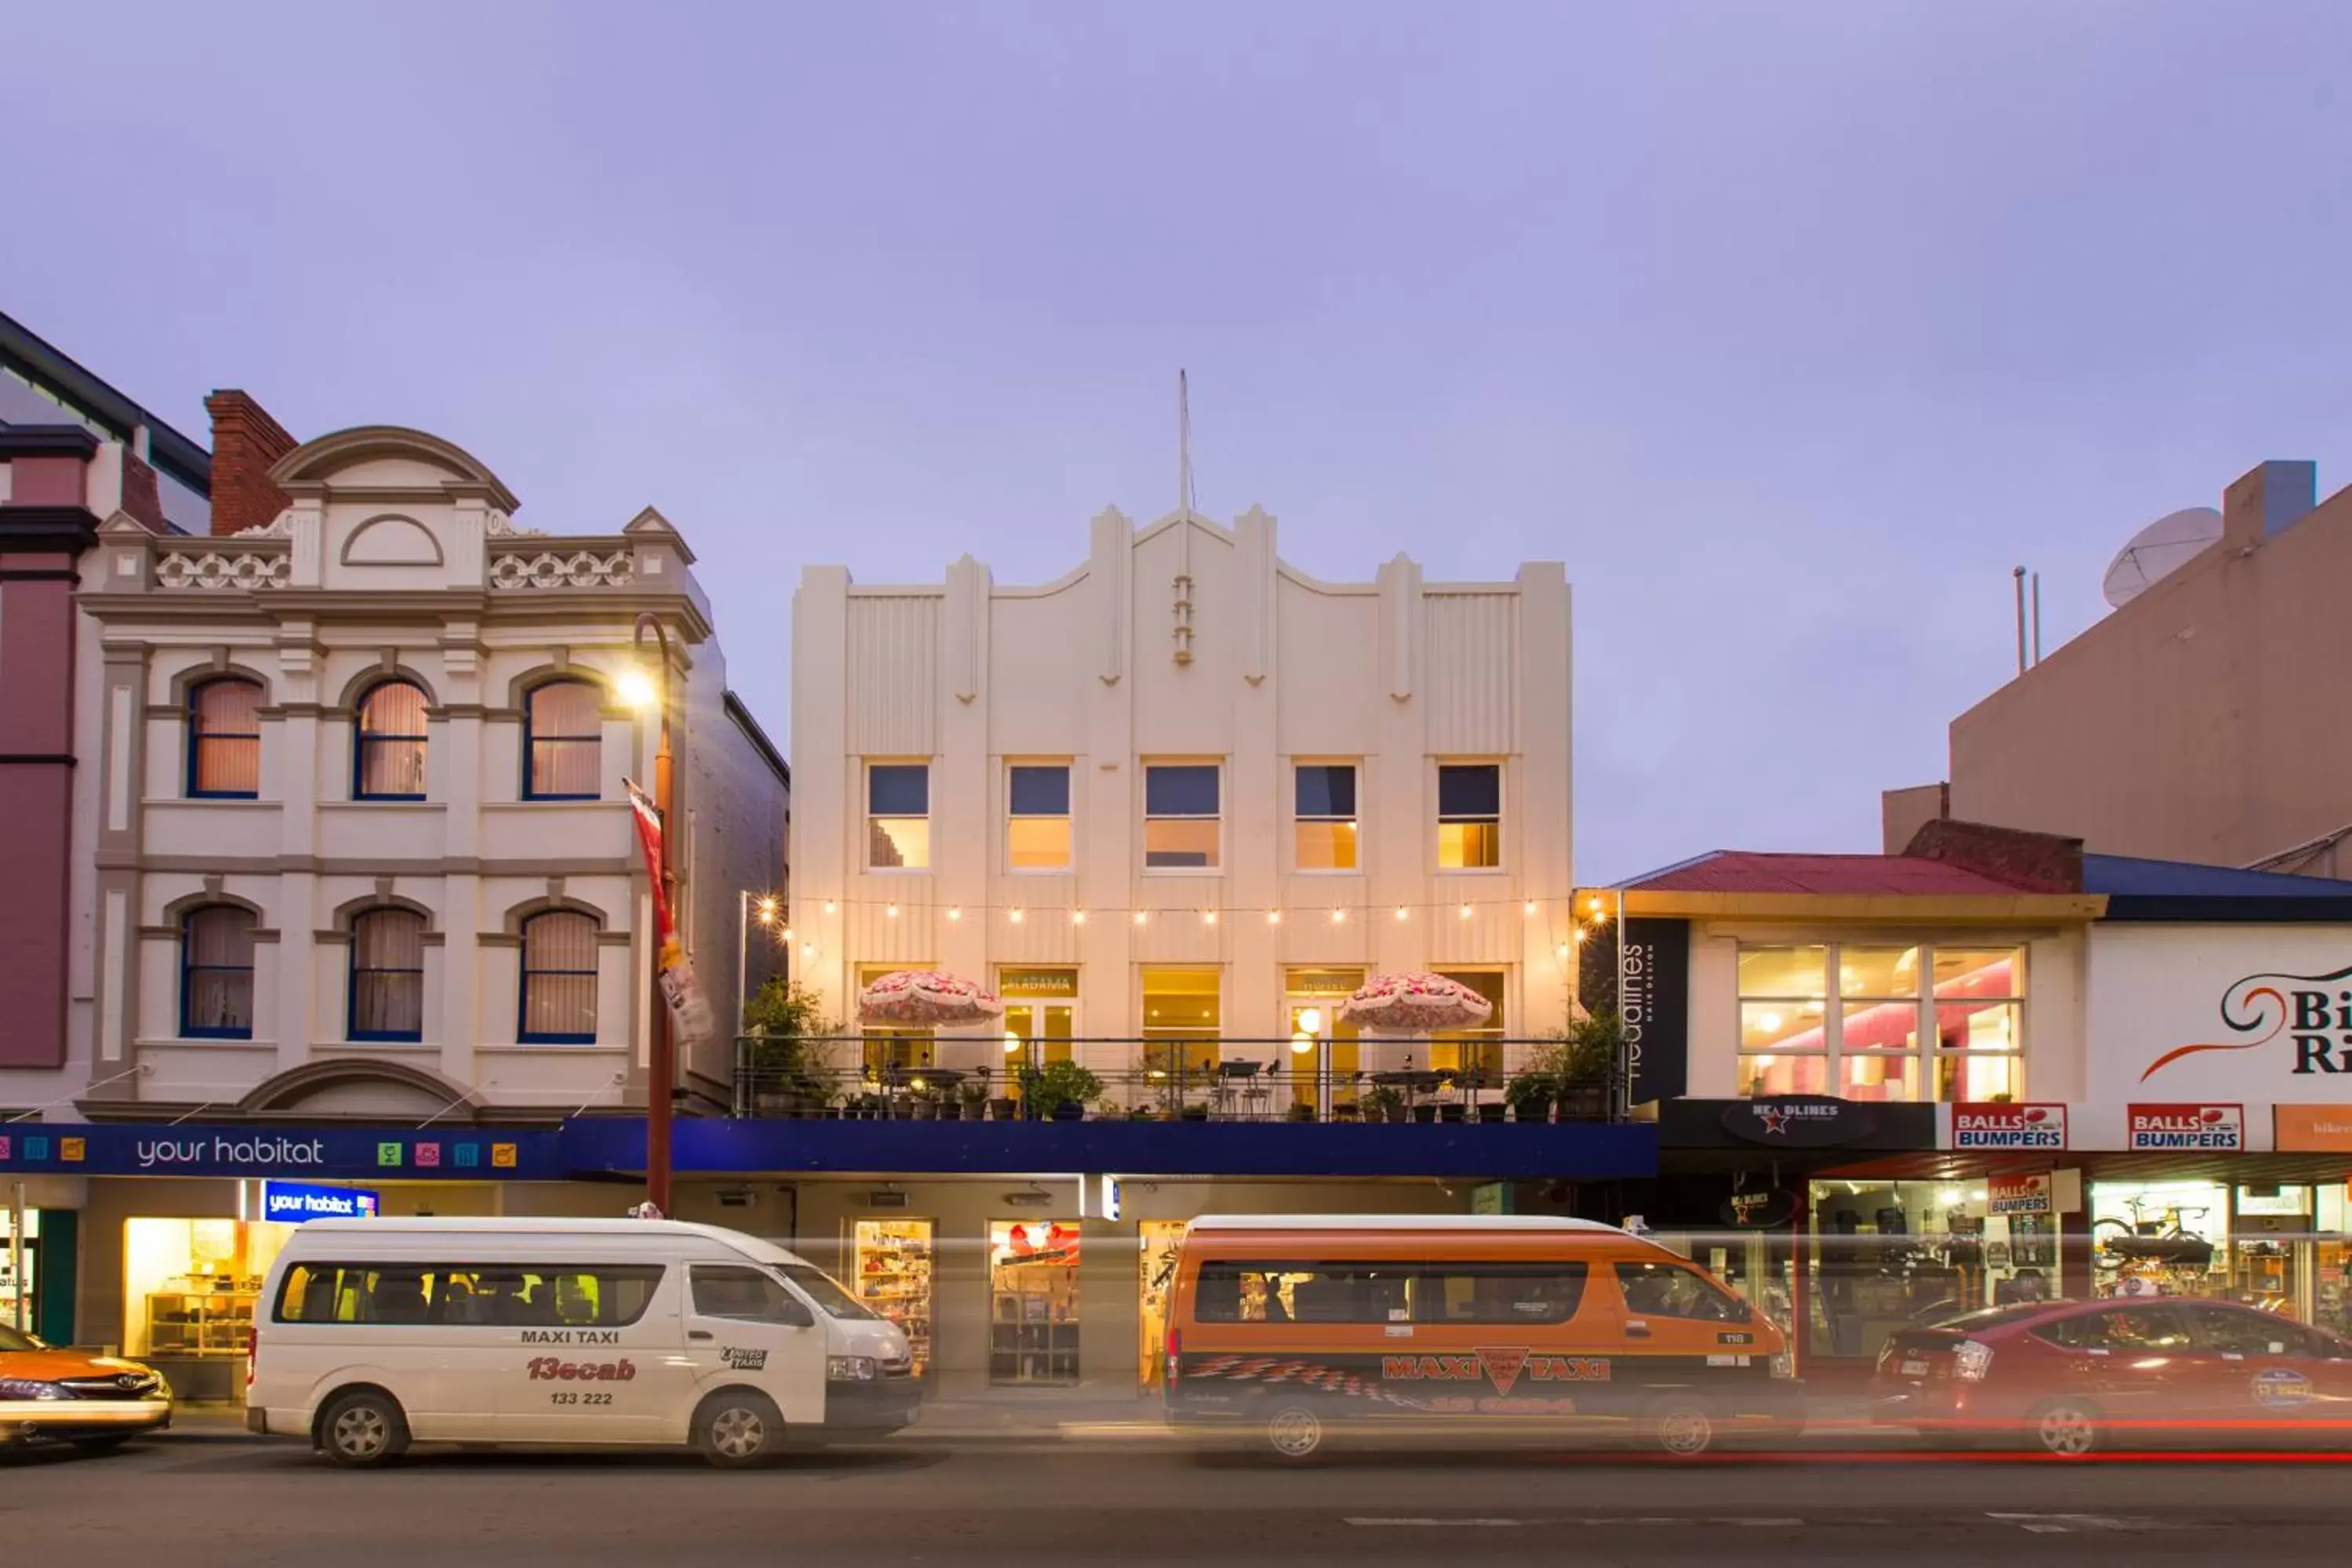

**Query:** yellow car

left=0, top=1323, right=172, bottom=1450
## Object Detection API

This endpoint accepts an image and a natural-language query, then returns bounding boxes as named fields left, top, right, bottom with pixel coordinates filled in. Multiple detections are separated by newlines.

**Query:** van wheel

left=696, top=1390, right=785, bottom=1468
left=319, top=1389, right=410, bottom=1468
left=1646, top=1396, right=1716, bottom=1458
left=2028, top=1399, right=2103, bottom=1458
left=1265, top=1403, right=1324, bottom=1461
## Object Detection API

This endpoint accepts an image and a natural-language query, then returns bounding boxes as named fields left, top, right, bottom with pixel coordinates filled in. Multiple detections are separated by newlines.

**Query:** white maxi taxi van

left=246, top=1217, right=917, bottom=1467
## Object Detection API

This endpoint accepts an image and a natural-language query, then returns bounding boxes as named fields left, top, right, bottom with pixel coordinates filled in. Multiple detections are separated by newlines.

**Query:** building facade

left=2, top=315, right=216, bottom=1343
left=0, top=414, right=786, bottom=1384
left=1593, top=826, right=2352, bottom=1374
left=1886, top=457, right=2352, bottom=873
left=789, top=503, right=1574, bottom=1100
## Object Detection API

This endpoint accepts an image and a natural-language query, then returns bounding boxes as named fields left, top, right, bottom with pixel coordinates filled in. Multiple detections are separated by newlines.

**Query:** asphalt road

left=8, top=1437, right=2352, bottom=1566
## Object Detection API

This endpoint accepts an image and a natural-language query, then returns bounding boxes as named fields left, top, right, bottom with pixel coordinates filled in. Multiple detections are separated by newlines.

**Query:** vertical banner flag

left=626, top=777, right=718, bottom=1049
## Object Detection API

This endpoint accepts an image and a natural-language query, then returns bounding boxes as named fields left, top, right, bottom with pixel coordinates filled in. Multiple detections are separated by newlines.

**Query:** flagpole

left=633, top=612, right=676, bottom=1217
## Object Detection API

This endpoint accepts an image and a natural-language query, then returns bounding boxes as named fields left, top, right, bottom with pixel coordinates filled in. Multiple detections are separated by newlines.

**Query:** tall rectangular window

left=1007, top=764, right=1072, bottom=871
left=1737, top=945, right=1828, bottom=1095
left=519, top=911, right=598, bottom=1044
left=1144, top=764, right=1220, bottom=869
left=349, top=909, right=426, bottom=1042
left=524, top=681, right=602, bottom=800
left=1142, top=967, right=1222, bottom=1082
left=181, top=906, right=257, bottom=1039
left=867, top=764, right=931, bottom=869
left=1431, top=968, right=1505, bottom=1088
left=1436, top=764, right=1501, bottom=869
left=1293, top=764, right=1359, bottom=872
left=187, top=678, right=263, bottom=799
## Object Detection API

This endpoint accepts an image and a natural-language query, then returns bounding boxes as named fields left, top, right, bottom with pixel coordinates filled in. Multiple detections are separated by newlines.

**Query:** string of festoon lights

left=757, top=894, right=1617, bottom=968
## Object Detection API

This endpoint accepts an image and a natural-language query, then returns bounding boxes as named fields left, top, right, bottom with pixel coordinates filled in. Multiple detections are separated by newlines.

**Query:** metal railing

left=729, top=1035, right=1619, bottom=1124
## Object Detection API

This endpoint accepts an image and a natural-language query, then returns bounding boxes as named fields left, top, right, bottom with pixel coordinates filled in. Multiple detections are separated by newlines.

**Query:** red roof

left=1626, top=851, right=2034, bottom=898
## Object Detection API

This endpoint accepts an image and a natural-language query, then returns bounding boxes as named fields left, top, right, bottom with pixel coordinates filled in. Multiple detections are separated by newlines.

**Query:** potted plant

left=741, top=978, right=840, bottom=1116
left=1363, top=1084, right=1406, bottom=1124
left=1504, top=1069, right=1559, bottom=1123
left=1555, top=1011, right=1622, bottom=1120
left=1287, top=1102, right=1316, bottom=1123
left=1020, top=1060, right=1103, bottom=1122
left=954, top=1080, right=989, bottom=1122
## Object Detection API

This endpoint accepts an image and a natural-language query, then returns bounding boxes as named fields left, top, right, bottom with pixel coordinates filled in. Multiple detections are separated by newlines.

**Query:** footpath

left=172, top=1383, right=1882, bottom=1447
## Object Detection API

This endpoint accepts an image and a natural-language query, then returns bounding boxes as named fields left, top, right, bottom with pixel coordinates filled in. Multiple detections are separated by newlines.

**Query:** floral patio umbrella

left=857, top=969, right=1005, bottom=1027
left=1336, top=971, right=1494, bottom=1033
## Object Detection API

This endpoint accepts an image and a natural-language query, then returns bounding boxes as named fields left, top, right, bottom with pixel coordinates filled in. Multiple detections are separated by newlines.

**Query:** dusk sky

left=9, top=3, right=2347, bottom=882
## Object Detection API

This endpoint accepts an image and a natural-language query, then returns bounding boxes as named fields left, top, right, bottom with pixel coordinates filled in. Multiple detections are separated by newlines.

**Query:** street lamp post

left=631, top=613, right=676, bottom=1218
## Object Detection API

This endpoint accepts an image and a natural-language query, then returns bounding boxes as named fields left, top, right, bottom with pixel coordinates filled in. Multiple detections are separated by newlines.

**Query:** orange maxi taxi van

left=0, top=1323, right=173, bottom=1450
left=1162, top=1215, right=1798, bottom=1458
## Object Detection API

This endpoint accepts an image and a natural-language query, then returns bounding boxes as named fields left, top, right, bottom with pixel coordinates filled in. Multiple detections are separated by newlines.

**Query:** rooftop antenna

left=2013, top=567, right=2027, bottom=676
left=1178, top=368, right=1194, bottom=518
left=1172, top=370, right=1196, bottom=664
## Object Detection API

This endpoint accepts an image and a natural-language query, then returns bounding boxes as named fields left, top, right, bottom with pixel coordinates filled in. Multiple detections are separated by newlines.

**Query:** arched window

left=187, top=677, right=263, bottom=798
left=354, top=681, right=429, bottom=800
left=181, top=906, right=257, bottom=1039
left=524, top=681, right=602, bottom=800
left=350, top=909, right=426, bottom=1041
left=520, top=911, right=599, bottom=1043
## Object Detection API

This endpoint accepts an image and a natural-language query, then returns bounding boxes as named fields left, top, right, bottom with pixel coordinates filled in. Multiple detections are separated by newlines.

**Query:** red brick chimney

left=204, top=390, right=296, bottom=535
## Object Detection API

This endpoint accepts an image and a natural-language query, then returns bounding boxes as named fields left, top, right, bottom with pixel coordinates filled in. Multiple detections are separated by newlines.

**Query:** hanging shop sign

left=1987, top=1172, right=2053, bottom=1216
left=1952, top=1102, right=2069, bottom=1150
left=1621, top=918, right=1690, bottom=1105
left=261, top=1181, right=380, bottom=1223
left=1719, top=1187, right=1797, bottom=1229
left=2126, top=1103, right=2245, bottom=1152
left=1720, top=1096, right=1878, bottom=1148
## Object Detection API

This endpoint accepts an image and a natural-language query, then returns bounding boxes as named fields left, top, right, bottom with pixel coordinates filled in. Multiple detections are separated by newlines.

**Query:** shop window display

left=989, top=1221, right=1079, bottom=1385
left=1137, top=1220, right=1187, bottom=1390
left=1, top=1207, right=34, bottom=1332
left=852, top=1219, right=935, bottom=1378
left=124, top=1216, right=292, bottom=1358
left=1808, top=1179, right=2056, bottom=1362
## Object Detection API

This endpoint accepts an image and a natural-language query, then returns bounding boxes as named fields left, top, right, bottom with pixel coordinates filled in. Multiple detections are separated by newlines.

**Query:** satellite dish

left=2102, top=507, right=2222, bottom=609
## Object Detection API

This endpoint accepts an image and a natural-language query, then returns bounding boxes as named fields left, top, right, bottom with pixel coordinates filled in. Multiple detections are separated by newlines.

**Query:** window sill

left=336, top=798, right=437, bottom=808
left=1142, top=866, right=1225, bottom=877
left=502, top=797, right=609, bottom=807
left=1004, top=866, right=1076, bottom=877
left=862, top=866, right=934, bottom=876
left=140, top=1036, right=275, bottom=1050
left=484, top=1041, right=625, bottom=1054
left=154, top=797, right=273, bottom=808
left=1435, top=865, right=1507, bottom=876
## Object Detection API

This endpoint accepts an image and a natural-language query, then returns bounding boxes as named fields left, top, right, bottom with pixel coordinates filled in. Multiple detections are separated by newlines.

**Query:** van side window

left=274, top=1263, right=664, bottom=1327
left=1613, top=1261, right=1749, bottom=1324
left=691, top=1265, right=805, bottom=1323
left=1192, top=1261, right=1410, bottom=1323
left=1411, top=1262, right=1588, bottom=1324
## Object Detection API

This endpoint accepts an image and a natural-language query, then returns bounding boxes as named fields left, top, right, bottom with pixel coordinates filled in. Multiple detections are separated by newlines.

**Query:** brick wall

left=119, top=451, right=169, bottom=533
left=204, top=389, right=296, bottom=535
left=1900, top=818, right=2084, bottom=893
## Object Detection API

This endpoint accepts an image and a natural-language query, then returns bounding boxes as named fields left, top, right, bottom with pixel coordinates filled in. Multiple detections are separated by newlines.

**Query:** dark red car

left=1870, top=1297, right=2352, bottom=1455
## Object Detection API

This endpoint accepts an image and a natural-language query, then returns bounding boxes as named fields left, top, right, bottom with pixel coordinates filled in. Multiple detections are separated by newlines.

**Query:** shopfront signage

left=2088, top=929, right=2352, bottom=1105
left=998, top=969, right=1078, bottom=999
left=1987, top=1173, right=2053, bottom=1216
left=1719, top=1188, right=1797, bottom=1229
left=1621, top=918, right=1690, bottom=1104
left=0, top=1123, right=561, bottom=1180
left=261, top=1181, right=380, bottom=1223
left=1954, top=1102, right=2068, bottom=1149
left=2126, top=1103, right=2244, bottom=1152
left=1719, top=1096, right=1877, bottom=1148
left=2274, top=1105, right=2352, bottom=1153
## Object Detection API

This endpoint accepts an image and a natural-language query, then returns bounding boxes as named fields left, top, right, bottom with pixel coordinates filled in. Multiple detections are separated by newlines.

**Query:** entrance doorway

left=998, top=968, right=1076, bottom=1106
left=989, top=1220, right=1080, bottom=1385
left=1284, top=967, right=1363, bottom=1115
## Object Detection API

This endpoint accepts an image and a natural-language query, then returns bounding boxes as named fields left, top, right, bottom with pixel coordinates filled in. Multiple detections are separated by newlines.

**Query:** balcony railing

left=728, top=1035, right=1621, bottom=1124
